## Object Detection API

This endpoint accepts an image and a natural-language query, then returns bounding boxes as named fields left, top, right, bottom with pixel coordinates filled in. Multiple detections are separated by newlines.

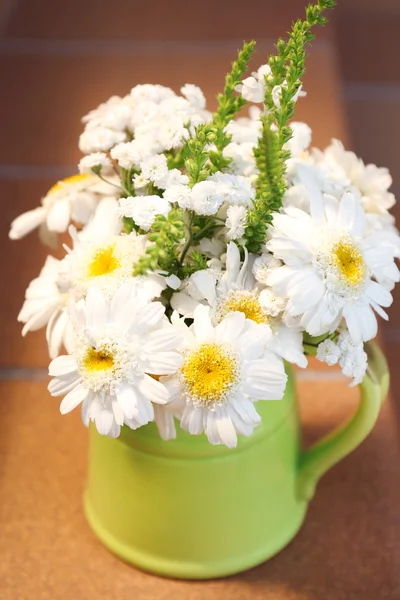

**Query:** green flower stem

left=244, top=0, right=336, bottom=253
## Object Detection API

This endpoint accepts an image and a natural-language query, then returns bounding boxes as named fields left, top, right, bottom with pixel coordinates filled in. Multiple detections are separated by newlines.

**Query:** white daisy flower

left=118, top=195, right=171, bottom=231
left=48, top=285, right=183, bottom=438
left=63, top=228, right=165, bottom=301
left=78, top=153, right=112, bottom=175
left=162, top=306, right=287, bottom=448
left=18, top=256, right=73, bottom=359
left=9, top=174, right=111, bottom=247
left=267, top=188, right=394, bottom=343
left=172, top=242, right=307, bottom=368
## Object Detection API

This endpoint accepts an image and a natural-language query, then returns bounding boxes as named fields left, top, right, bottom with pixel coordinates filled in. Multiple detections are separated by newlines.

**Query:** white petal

left=343, top=303, right=377, bottom=343
left=9, top=207, right=47, bottom=239
left=86, top=286, right=109, bottom=330
left=46, top=310, right=69, bottom=359
left=215, top=311, right=246, bottom=344
left=191, top=270, right=217, bottom=305
left=137, top=374, right=169, bottom=404
left=145, top=328, right=182, bottom=352
left=132, top=302, right=164, bottom=333
left=48, top=355, right=78, bottom=377
left=116, top=382, right=139, bottom=420
left=46, top=198, right=71, bottom=233
left=170, top=292, right=200, bottom=317
left=59, top=384, right=88, bottom=414
left=365, top=280, right=392, bottom=308
left=95, top=407, right=114, bottom=436
left=48, top=373, right=82, bottom=396
left=112, top=400, right=125, bottom=426
left=193, top=305, right=214, bottom=343
left=145, top=351, right=183, bottom=375
left=215, top=408, right=238, bottom=448
left=154, top=405, right=177, bottom=440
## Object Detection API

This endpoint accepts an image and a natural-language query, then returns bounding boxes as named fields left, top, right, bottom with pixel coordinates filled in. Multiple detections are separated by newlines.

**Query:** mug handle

left=297, top=341, right=389, bottom=501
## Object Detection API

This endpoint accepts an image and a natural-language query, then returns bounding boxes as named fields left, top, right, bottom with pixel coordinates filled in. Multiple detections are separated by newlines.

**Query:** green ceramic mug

left=84, top=341, right=389, bottom=579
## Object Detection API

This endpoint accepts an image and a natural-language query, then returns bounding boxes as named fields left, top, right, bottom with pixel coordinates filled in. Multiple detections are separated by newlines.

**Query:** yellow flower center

left=181, top=343, right=239, bottom=407
left=331, top=240, right=365, bottom=287
left=87, top=245, right=121, bottom=278
left=217, top=290, right=268, bottom=324
left=83, top=348, right=115, bottom=373
left=48, top=173, right=91, bottom=195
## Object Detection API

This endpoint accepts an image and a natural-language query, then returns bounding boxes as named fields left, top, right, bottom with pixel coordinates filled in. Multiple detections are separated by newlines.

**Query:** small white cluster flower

left=317, top=331, right=368, bottom=386
left=11, top=66, right=397, bottom=447
left=78, top=152, right=113, bottom=174
left=118, top=196, right=171, bottom=230
left=226, top=205, right=247, bottom=240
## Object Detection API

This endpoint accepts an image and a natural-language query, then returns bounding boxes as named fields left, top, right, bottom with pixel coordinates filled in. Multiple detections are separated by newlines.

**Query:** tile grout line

left=0, top=36, right=334, bottom=56
left=0, top=366, right=346, bottom=382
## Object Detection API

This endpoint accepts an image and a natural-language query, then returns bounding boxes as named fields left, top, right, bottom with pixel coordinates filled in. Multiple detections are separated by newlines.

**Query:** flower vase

left=83, top=341, right=389, bottom=579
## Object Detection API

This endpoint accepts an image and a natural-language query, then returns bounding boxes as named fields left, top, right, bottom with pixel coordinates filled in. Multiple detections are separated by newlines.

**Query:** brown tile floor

left=1, top=2, right=399, bottom=598
left=3, top=0, right=333, bottom=41
left=1, top=379, right=399, bottom=600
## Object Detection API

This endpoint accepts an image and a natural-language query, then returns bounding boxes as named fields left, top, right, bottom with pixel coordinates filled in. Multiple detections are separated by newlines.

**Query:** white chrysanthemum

left=191, top=180, right=224, bottom=216
left=139, top=154, right=168, bottom=186
left=48, top=285, right=183, bottom=438
left=321, top=139, right=395, bottom=214
left=252, top=253, right=282, bottom=285
left=267, top=189, right=394, bottom=343
left=210, top=173, right=255, bottom=207
left=172, top=242, right=307, bottom=368
left=180, top=84, right=206, bottom=109
left=82, top=96, right=132, bottom=131
left=63, top=227, right=164, bottom=300
left=316, top=330, right=368, bottom=386
left=9, top=174, right=114, bottom=246
left=223, top=142, right=257, bottom=178
left=79, top=127, right=126, bottom=154
left=130, top=84, right=176, bottom=105
left=18, top=256, right=73, bottom=359
left=110, top=140, right=155, bottom=170
left=161, top=306, right=287, bottom=448
left=163, top=184, right=193, bottom=210
left=78, top=153, right=112, bottom=174
left=118, top=195, right=171, bottom=231
left=285, top=122, right=312, bottom=158
left=225, top=107, right=262, bottom=144
left=226, top=205, right=247, bottom=240
left=316, top=338, right=341, bottom=366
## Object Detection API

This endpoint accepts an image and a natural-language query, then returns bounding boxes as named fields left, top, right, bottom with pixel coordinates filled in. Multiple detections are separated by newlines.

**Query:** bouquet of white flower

left=10, top=0, right=398, bottom=451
